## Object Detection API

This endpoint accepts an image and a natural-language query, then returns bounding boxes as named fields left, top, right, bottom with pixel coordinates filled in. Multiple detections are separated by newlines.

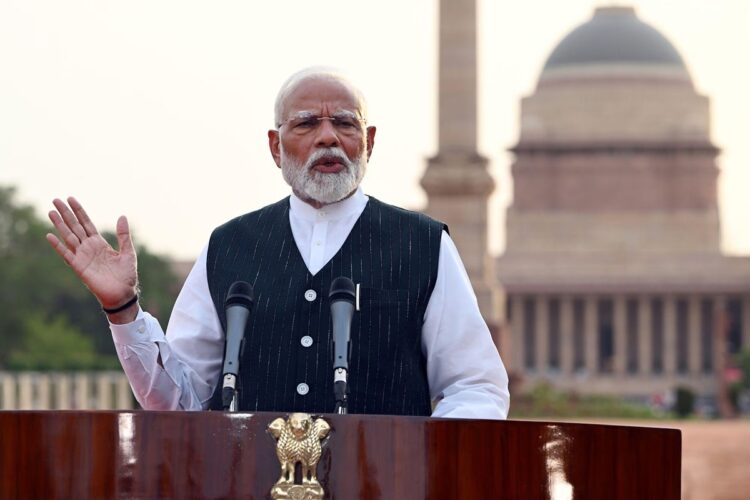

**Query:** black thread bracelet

left=102, top=294, right=139, bottom=314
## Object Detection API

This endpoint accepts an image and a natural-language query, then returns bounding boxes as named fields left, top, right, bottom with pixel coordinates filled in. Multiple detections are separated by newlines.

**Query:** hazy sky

left=2, top=0, right=748, bottom=260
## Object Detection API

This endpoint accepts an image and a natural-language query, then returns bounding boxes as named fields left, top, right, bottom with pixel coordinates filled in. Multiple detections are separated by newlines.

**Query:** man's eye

left=334, top=119, right=357, bottom=128
left=295, top=119, right=318, bottom=129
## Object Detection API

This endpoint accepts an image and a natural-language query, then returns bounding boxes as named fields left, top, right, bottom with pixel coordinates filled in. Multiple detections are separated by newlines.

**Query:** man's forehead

left=281, top=77, right=364, bottom=116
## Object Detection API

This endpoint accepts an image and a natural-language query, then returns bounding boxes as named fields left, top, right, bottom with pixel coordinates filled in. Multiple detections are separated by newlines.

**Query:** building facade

left=496, top=7, right=750, bottom=402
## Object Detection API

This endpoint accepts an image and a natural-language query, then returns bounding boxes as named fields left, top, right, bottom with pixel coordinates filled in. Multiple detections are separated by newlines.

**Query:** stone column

left=18, top=373, right=33, bottom=410
left=437, top=0, right=478, bottom=152
left=74, top=373, right=89, bottom=410
left=421, top=0, right=502, bottom=329
left=509, top=295, right=525, bottom=374
left=116, top=375, right=134, bottom=410
left=584, top=296, right=598, bottom=376
left=638, top=296, right=652, bottom=376
left=713, top=296, right=735, bottom=418
left=688, top=295, right=702, bottom=375
left=97, top=374, right=112, bottom=410
left=743, top=294, right=750, bottom=352
left=663, top=296, right=677, bottom=375
left=57, top=375, right=71, bottom=410
left=37, top=374, right=50, bottom=410
left=535, top=296, right=549, bottom=375
left=613, top=295, right=627, bottom=375
left=560, top=296, right=575, bottom=376
left=1, top=374, right=17, bottom=410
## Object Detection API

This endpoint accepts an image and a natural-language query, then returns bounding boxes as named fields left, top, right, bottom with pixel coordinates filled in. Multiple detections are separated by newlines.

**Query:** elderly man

left=47, top=68, right=509, bottom=418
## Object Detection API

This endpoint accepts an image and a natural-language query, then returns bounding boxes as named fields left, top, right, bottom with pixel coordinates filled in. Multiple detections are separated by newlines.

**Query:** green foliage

left=509, top=382, right=664, bottom=419
left=727, top=348, right=750, bottom=413
left=0, top=185, right=181, bottom=370
left=737, top=349, right=750, bottom=390
left=7, top=315, right=119, bottom=371
left=673, top=386, right=695, bottom=418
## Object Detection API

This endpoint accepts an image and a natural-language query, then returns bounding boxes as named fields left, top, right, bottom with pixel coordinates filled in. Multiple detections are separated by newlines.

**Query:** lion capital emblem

left=268, top=413, right=331, bottom=500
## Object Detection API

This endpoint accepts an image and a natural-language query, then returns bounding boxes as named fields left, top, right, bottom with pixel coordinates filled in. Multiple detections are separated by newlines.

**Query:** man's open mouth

left=312, top=155, right=347, bottom=172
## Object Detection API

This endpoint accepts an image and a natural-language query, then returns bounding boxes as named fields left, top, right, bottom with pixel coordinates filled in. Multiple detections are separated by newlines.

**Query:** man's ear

left=366, top=126, right=376, bottom=160
left=268, top=129, right=282, bottom=168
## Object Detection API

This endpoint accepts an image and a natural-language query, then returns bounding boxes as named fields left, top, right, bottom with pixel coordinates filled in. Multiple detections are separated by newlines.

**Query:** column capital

left=422, top=153, right=494, bottom=197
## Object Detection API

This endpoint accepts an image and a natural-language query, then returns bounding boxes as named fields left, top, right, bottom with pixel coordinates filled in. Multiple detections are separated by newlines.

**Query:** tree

left=7, top=315, right=119, bottom=371
left=737, top=349, right=750, bottom=390
left=0, top=185, right=181, bottom=369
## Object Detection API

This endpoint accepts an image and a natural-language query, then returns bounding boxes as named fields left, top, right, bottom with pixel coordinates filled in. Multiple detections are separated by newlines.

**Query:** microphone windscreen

left=329, top=277, right=355, bottom=304
left=225, top=281, right=254, bottom=308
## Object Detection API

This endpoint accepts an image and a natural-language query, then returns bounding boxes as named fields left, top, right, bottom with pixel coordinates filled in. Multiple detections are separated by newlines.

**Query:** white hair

left=273, top=67, right=369, bottom=127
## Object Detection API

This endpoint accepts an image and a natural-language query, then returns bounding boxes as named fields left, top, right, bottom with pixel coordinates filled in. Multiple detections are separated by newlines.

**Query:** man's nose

left=315, top=119, right=340, bottom=148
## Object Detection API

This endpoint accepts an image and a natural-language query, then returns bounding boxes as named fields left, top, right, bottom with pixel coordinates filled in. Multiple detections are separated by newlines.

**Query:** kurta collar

left=289, top=187, right=369, bottom=222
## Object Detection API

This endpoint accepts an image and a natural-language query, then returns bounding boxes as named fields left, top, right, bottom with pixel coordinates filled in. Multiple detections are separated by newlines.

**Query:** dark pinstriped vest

left=205, top=196, right=446, bottom=415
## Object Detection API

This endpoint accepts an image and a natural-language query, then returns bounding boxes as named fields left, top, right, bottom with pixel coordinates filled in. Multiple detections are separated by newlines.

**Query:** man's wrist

left=102, top=294, right=139, bottom=314
left=105, top=299, right=140, bottom=325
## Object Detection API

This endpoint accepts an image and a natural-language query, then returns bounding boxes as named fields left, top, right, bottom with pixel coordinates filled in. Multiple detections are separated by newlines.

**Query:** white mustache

left=304, top=148, right=352, bottom=171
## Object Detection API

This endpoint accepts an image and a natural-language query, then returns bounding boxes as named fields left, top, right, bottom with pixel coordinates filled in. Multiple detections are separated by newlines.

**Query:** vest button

left=300, top=336, right=314, bottom=347
left=304, top=289, right=317, bottom=302
left=296, top=383, right=309, bottom=395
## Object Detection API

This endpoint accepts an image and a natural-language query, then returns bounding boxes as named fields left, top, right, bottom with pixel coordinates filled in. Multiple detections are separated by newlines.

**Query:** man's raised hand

left=46, top=197, right=139, bottom=322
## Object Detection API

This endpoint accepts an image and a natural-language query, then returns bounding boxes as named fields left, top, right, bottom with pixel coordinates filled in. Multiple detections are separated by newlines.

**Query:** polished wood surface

left=0, top=411, right=680, bottom=499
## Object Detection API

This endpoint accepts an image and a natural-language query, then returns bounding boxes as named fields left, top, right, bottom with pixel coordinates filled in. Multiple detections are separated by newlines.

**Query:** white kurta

left=110, top=189, right=510, bottom=418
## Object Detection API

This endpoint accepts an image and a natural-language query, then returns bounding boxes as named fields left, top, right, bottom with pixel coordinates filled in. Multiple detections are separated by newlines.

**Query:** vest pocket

left=358, top=286, right=409, bottom=307
left=349, top=287, right=427, bottom=414
left=354, top=287, right=415, bottom=345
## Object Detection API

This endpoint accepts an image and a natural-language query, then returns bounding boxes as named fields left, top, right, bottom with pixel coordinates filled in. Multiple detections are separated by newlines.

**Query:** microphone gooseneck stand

left=329, top=277, right=356, bottom=415
left=334, top=367, right=348, bottom=414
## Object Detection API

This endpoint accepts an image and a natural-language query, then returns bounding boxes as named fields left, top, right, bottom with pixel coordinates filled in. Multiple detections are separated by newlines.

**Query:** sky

left=1, top=0, right=749, bottom=260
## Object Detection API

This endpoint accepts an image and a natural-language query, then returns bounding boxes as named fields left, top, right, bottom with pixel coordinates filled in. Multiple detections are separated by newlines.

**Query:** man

left=47, top=68, right=509, bottom=418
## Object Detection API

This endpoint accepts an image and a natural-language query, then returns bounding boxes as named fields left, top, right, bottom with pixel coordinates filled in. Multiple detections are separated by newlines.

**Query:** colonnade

left=507, top=293, right=750, bottom=388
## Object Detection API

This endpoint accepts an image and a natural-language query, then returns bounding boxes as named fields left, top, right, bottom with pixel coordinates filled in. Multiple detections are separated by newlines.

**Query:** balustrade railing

left=0, top=371, right=134, bottom=410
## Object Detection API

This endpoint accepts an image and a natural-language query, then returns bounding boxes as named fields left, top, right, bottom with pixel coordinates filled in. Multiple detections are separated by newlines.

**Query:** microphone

left=221, top=281, right=254, bottom=411
left=329, top=277, right=355, bottom=414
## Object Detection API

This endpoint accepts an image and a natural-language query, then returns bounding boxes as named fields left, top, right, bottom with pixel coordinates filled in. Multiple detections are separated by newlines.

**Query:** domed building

left=497, top=6, right=750, bottom=405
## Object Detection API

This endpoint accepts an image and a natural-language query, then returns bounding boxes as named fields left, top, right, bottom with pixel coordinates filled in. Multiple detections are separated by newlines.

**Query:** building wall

left=511, top=151, right=719, bottom=213
left=505, top=209, right=722, bottom=255
left=521, top=76, right=709, bottom=143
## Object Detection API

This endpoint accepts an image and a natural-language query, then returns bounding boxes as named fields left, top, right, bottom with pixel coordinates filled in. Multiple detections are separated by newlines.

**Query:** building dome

left=540, top=6, right=690, bottom=82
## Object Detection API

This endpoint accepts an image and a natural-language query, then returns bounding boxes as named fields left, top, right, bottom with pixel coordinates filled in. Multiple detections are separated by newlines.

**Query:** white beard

left=281, top=146, right=367, bottom=205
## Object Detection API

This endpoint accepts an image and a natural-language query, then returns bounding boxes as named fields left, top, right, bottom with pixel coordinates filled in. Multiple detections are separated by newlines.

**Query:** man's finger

left=48, top=209, right=81, bottom=252
left=45, top=233, right=76, bottom=267
left=116, top=215, right=135, bottom=255
left=68, top=196, right=99, bottom=237
left=52, top=198, right=87, bottom=243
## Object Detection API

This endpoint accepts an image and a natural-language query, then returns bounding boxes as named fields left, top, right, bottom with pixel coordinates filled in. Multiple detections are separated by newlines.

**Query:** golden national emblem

left=268, top=413, right=331, bottom=500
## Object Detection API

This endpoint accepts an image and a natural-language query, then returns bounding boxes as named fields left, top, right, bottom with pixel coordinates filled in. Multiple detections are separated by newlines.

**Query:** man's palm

left=47, top=197, right=138, bottom=309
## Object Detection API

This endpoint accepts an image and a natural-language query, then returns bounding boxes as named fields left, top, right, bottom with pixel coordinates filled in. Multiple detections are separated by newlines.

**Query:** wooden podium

left=0, top=411, right=680, bottom=499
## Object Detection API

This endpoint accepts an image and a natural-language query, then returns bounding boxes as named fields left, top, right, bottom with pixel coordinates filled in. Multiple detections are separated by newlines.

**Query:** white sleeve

left=109, top=244, right=224, bottom=410
left=422, top=231, right=510, bottom=419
